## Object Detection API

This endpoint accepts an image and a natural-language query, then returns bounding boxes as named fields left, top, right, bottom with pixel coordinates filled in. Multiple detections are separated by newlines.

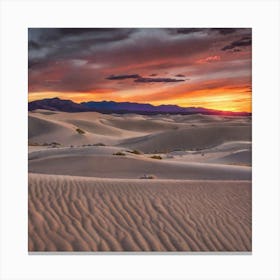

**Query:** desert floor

left=28, top=110, right=252, bottom=252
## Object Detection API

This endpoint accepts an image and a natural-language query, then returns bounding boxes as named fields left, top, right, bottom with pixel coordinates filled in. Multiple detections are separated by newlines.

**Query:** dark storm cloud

left=28, top=28, right=251, bottom=93
left=106, top=74, right=186, bottom=83
left=175, top=28, right=238, bottom=36
left=210, top=28, right=238, bottom=35
left=28, top=40, right=41, bottom=49
left=28, top=28, right=136, bottom=69
left=176, top=28, right=205, bottom=35
left=221, top=36, right=252, bottom=51
left=106, top=74, right=141, bottom=80
left=29, top=28, right=133, bottom=44
left=134, top=77, right=185, bottom=83
left=57, top=28, right=120, bottom=36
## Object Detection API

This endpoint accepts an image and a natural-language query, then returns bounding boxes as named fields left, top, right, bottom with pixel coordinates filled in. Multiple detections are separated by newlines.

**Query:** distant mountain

left=28, top=97, right=87, bottom=112
left=28, top=97, right=251, bottom=116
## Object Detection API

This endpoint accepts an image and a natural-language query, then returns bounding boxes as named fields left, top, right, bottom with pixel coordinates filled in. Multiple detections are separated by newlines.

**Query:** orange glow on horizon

left=28, top=86, right=252, bottom=113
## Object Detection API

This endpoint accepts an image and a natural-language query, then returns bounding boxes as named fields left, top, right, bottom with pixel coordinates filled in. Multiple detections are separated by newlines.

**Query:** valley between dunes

left=28, top=110, right=252, bottom=252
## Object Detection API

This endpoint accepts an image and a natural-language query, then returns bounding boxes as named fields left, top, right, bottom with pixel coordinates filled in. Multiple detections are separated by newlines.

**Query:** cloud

left=106, top=74, right=186, bottom=83
left=210, top=28, right=238, bottom=35
left=175, top=74, right=185, bottom=77
left=134, top=77, right=185, bottom=83
left=106, top=74, right=141, bottom=80
left=175, top=28, right=238, bottom=36
left=28, top=28, right=136, bottom=69
left=196, top=55, right=221, bottom=64
left=28, top=28, right=251, bottom=95
left=221, top=36, right=252, bottom=51
left=176, top=28, right=205, bottom=35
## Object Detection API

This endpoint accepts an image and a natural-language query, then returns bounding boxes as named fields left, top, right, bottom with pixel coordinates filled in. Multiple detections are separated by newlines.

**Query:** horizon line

left=28, top=96, right=252, bottom=114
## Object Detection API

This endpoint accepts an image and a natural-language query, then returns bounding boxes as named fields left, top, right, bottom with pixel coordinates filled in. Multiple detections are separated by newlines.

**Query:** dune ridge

left=29, top=153, right=251, bottom=180
left=120, top=126, right=251, bottom=153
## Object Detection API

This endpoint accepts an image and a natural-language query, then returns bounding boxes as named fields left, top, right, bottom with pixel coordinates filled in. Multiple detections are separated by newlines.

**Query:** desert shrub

left=93, top=143, right=106, bottom=146
left=113, top=152, right=126, bottom=156
left=76, top=127, right=85, bottom=134
left=139, top=174, right=157, bottom=179
left=150, top=155, right=162, bottom=160
left=51, top=142, right=61, bottom=146
left=127, top=149, right=141, bottom=155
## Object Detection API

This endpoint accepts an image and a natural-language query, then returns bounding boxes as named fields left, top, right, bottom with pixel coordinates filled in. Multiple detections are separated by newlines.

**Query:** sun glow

left=29, top=87, right=251, bottom=113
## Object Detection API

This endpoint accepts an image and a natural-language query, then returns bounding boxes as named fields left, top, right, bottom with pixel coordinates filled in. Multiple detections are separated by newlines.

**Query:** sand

left=29, top=151, right=251, bottom=180
left=28, top=110, right=252, bottom=252
left=29, top=173, right=251, bottom=252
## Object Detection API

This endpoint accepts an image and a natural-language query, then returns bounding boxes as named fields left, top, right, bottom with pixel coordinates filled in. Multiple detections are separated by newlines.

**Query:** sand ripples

left=29, top=174, right=251, bottom=252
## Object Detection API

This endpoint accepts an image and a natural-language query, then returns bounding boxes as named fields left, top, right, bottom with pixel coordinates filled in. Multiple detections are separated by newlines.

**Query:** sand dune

left=120, top=125, right=251, bottom=153
left=29, top=112, right=148, bottom=146
left=65, top=119, right=124, bottom=137
left=29, top=152, right=251, bottom=180
left=28, top=173, right=251, bottom=252
left=28, top=111, right=252, bottom=252
left=163, top=142, right=252, bottom=166
left=203, top=141, right=252, bottom=153
left=208, top=150, right=252, bottom=166
left=28, top=115, right=72, bottom=139
left=101, top=117, right=179, bottom=132
left=168, top=114, right=250, bottom=124
left=28, top=146, right=122, bottom=160
left=29, top=111, right=251, bottom=153
left=29, top=114, right=122, bottom=146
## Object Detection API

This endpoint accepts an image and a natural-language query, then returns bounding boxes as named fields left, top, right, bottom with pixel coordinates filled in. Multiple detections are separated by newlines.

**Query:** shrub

left=93, top=143, right=106, bottom=146
left=51, top=142, right=61, bottom=146
left=113, top=152, right=126, bottom=156
left=76, top=127, right=85, bottom=134
left=127, top=149, right=141, bottom=155
left=150, top=155, right=162, bottom=160
left=139, top=174, right=157, bottom=179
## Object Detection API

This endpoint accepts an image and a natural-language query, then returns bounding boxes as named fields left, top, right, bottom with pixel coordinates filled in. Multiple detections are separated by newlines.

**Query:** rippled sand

left=29, top=174, right=251, bottom=252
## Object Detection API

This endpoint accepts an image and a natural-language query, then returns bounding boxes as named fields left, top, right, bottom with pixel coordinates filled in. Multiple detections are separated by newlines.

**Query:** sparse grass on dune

left=92, top=142, right=106, bottom=146
left=113, top=151, right=126, bottom=156
left=76, top=127, right=85, bottom=134
left=150, top=155, right=162, bottom=160
left=139, top=174, right=157, bottom=179
left=126, top=149, right=142, bottom=155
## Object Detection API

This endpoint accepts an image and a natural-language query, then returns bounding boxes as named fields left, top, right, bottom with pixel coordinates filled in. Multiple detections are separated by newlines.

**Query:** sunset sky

left=28, top=28, right=252, bottom=112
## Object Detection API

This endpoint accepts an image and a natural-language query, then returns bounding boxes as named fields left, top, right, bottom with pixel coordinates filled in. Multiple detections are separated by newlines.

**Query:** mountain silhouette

left=28, top=97, right=251, bottom=116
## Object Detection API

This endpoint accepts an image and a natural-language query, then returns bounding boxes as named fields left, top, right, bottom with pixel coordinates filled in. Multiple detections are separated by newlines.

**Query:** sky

left=28, top=28, right=252, bottom=112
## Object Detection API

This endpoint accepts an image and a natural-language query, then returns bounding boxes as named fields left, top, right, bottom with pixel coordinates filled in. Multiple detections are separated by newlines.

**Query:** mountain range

left=28, top=97, right=251, bottom=116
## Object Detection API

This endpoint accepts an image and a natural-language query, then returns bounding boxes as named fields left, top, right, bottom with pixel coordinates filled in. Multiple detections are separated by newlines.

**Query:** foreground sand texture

left=28, top=111, right=252, bottom=252
left=29, top=174, right=251, bottom=252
